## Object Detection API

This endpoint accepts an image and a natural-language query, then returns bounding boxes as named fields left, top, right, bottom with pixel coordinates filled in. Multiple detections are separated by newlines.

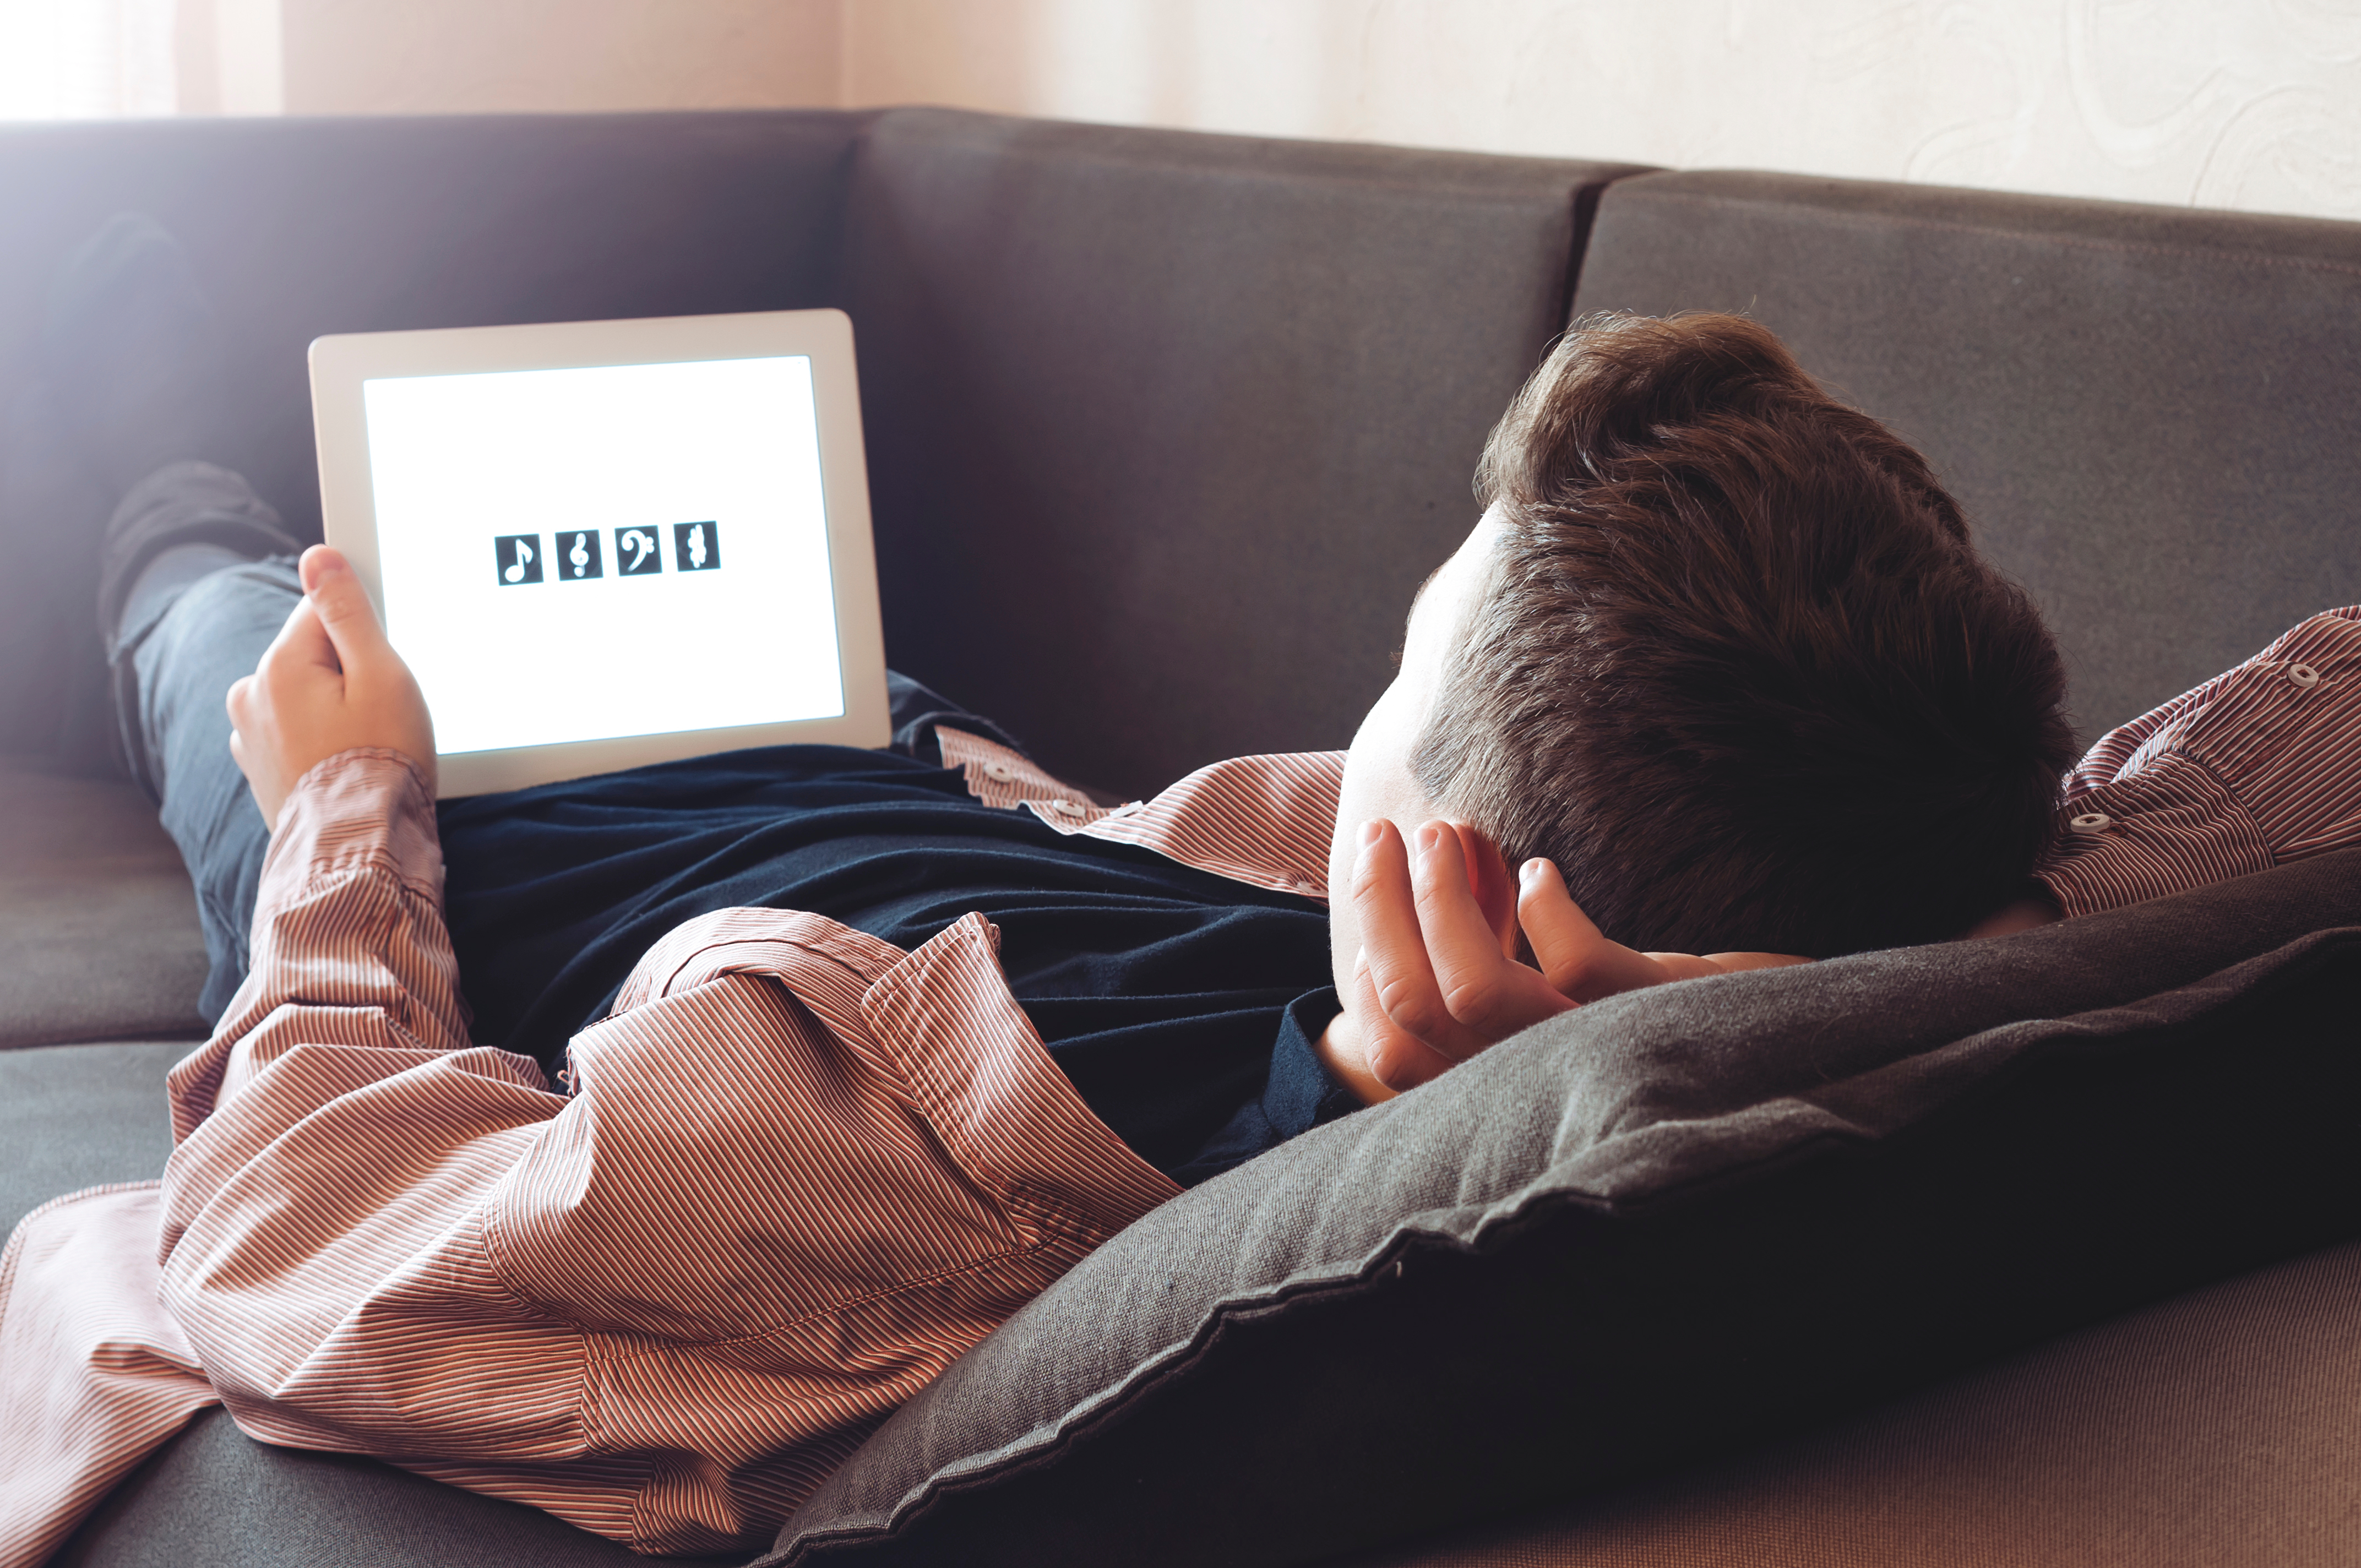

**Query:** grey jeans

left=117, top=552, right=301, bottom=1020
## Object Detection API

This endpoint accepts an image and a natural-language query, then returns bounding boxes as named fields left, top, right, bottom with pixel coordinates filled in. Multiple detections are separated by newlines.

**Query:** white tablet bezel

left=310, top=309, right=890, bottom=798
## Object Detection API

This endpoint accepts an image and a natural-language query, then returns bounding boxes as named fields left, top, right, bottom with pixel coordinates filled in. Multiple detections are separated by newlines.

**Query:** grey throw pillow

left=763, top=848, right=2361, bottom=1568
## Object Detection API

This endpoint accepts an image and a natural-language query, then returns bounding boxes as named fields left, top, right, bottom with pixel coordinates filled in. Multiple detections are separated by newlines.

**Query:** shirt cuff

left=256, top=747, right=445, bottom=917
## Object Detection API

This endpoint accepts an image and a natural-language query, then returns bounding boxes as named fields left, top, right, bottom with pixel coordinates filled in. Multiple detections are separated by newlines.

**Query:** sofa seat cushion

left=766, top=847, right=2361, bottom=1567
left=0, top=1039, right=183, bottom=1232
left=1341, top=1233, right=2361, bottom=1567
left=48, top=1411, right=727, bottom=1568
left=0, top=759, right=208, bottom=1048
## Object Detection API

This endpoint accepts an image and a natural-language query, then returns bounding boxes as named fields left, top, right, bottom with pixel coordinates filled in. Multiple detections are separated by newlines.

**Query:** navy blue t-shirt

left=435, top=744, right=1357, bottom=1184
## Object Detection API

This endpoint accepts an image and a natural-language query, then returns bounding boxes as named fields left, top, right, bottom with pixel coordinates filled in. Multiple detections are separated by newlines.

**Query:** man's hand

left=1329, top=818, right=1810, bottom=1096
left=226, top=545, right=436, bottom=826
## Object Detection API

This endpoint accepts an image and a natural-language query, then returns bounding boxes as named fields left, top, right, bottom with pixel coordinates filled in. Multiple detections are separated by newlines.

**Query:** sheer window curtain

left=0, top=0, right=178, bottom=119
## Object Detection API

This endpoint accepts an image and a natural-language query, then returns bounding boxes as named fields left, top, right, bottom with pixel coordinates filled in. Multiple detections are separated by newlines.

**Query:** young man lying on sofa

left=3, top=221, right=2355, bottom=1563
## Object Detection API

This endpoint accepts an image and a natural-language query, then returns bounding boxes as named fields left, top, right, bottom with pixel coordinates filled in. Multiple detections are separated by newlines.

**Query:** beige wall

left=189, top=0, right=842, bottom=117
left=188, top=0, right=2361, bottom=225
left=282, top=0, right=842, bottom=115
left=837, top=0, right=2361, bottom=224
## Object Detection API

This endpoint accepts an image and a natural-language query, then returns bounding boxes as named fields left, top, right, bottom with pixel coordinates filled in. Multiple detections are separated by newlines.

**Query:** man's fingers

left=1516, top=857, right=1673, bottom=1003
left=298, top=546, right=390, bottom=673
left=1353, top=820, right=1484, bottom=1061
left=259, top=593, right=339, bottom=684
left=1409, top=821, right=1527, bottom=1037
left=1351, top=945, right=1457, bottom=1092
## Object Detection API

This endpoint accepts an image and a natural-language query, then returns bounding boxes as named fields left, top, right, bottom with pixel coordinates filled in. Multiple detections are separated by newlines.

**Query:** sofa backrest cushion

left=837, top=108, right=1646, bottom=796
left=762, top=847, right=2361, bottom=1567
left=1570, top=170, right=2361, bottom=746
left=0, top=110, right=865, bottom=551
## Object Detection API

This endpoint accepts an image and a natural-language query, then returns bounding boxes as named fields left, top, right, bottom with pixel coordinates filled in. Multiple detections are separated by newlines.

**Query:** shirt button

left=981, top=761, right=1016, bottom=782
left=2287, top=662, right=2322, bottom=690
left=1049, top=799, right=1087, bottom=818
left=1292, top=879, right=1322, bottom=897
left=2069, top=812, right=2113, bottom=835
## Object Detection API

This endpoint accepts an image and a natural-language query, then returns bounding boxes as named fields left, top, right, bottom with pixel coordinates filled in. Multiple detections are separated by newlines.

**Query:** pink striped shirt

left=0, top=729, right=1344, bottom=1565
left=4, top=609, right=2355, bottom=1565
left=2036, top=608, right=2361, bottom=917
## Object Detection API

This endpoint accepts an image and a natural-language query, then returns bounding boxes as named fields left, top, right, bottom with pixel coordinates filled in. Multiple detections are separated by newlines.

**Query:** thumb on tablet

left=296, top=542, right=438, bottom=780
left=300, top=546, right=389, bottom=667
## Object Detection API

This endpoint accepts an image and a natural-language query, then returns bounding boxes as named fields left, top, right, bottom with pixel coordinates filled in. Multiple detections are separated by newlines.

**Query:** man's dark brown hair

left=1412, top=311, right=2075, bottom=957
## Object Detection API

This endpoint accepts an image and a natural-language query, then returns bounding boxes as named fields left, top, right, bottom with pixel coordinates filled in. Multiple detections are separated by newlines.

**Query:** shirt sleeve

left=163, top=747, right=490, bottom=1142
left=2036, top=608, right=2361, bottom=917
left=141, top=748, right=1175, bottom=1554
left=151, top=747, right=574, bottom=1471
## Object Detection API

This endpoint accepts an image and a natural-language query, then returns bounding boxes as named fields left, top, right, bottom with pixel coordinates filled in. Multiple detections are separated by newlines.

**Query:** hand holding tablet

left=309, top=309, right=890, bottom=797
left=227, top=545, right=438, bottom=823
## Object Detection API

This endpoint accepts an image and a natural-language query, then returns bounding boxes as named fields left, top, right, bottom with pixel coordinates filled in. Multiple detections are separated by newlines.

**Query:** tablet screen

left=361, top=355, right=844, bottom=758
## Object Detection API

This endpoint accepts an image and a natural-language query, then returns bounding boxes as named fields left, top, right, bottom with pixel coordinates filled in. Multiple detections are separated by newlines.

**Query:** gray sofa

left=4, top=106, right=2359, bottom=1567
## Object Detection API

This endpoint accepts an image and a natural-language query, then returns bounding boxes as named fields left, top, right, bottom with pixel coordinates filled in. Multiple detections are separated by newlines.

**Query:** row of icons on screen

left=494, top=522, right=722, bottom=585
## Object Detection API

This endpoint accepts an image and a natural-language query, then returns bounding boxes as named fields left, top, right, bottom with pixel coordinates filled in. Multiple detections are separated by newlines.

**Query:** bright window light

left=0, top=0, right=176, bottom=121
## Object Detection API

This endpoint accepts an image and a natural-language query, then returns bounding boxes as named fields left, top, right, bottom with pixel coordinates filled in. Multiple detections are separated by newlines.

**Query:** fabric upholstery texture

left=1570, top=169, right=2361, bottom=746
left=767, top=848, right=2361, bottom=1567
left=48, top=1411, right=725, bottom=1568
left=0, top=1041, right=182, bottom=1232
left=0, top=760, right=205, bottom=1048
left=1332, top=1234, right=2361, bottom=1567
left=838, top=108, right=1647, bottom=796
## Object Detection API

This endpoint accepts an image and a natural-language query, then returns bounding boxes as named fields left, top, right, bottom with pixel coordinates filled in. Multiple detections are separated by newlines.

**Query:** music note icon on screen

left=615, top=526, right=662, bottom=576
left=494, top=534, right=542, bottom=585
left=673, top=521, right=721, bottom=572
left=555, top=529, right=602, bottom=580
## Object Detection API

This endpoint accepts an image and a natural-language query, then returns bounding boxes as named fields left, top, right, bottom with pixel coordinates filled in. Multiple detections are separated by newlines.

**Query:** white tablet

left=311, top=309, right=890, bottom=798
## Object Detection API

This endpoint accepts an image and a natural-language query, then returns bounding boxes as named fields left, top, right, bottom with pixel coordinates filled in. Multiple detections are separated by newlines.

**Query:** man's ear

left=1451, top=823, right=1522, bottom=959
